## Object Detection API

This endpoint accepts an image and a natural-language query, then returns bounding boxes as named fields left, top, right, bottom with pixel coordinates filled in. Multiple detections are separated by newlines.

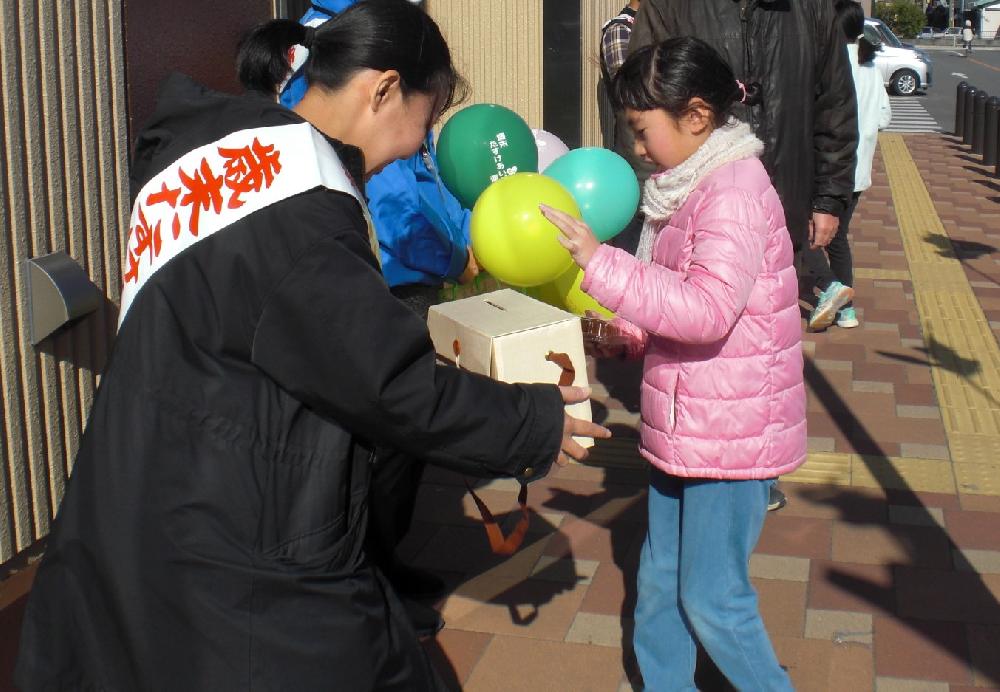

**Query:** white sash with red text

left=118, top=122, right=376, bottom=329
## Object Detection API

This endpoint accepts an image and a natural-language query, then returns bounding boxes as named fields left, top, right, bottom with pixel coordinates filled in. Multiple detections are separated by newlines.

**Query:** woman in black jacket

left=14, top=2, right=607, bottom=690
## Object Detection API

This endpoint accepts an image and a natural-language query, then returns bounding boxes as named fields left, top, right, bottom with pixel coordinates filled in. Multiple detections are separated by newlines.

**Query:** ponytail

left=236, top=0, right=466, bottom=113
left=857, top=36, right=878, bottom=65
left=834, top=1, right=877, bottom=65
left=236, top=19, right=307, bottom=95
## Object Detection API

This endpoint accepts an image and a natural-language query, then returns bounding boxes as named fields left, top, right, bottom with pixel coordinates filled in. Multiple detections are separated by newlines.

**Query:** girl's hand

left=539, top=204, right=601, bottom=269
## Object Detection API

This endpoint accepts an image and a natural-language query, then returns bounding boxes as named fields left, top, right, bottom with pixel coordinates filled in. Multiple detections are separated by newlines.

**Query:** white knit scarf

left=636, top=118, right=764, bottom=263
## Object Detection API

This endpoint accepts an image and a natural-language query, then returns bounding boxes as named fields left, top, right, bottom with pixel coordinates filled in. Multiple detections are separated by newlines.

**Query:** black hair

left=609, top=37, right=754, bottom=127
left=237, top=0, right=466, bottom=114
left=835, top=0, right=878, bottom=65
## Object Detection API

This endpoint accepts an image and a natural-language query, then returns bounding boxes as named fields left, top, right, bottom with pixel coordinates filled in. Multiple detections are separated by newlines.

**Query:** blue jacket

left=279, top=0, right=471, bottom=288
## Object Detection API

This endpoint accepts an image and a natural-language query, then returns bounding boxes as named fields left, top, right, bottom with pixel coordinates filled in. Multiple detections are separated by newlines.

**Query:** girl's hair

left=237, top=0, right=466, bottom=114
left=609, top=37, right=753, bottom=126
left=836, top=0, right=878, bottom=65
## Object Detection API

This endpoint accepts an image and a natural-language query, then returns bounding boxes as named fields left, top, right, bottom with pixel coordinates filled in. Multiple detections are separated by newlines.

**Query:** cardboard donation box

left=427, top=289, right=593, bottom=447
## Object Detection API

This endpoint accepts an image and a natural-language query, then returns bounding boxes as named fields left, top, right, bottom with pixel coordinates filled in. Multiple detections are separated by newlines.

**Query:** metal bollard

left=964, top=86, right=979, bottom=145
left=985, top=97, right=1000, bottom=168
left=973, top=90, right=990, bottom=156
left=956, top=81, right=969, bottom=138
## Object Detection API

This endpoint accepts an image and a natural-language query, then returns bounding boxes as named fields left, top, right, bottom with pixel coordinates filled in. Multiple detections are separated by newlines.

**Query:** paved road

left=915, top=48, right=1000, bottom=133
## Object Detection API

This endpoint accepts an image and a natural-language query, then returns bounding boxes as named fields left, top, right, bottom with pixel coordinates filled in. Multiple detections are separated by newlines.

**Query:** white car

left=864, top=18, right=933, bottom=96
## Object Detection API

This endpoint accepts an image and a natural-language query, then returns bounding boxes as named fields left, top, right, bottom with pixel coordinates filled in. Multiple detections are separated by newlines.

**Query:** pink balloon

left=531, top=128, right=570, bottom=172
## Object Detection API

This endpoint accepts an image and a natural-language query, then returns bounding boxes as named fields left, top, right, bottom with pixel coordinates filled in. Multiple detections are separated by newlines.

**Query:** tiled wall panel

left=0, top=0, right=128, bottom=563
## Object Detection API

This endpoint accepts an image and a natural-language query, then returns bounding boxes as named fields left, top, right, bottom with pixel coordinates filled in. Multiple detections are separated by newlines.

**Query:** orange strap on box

left=545, top=350, right=575, bottom=386
left=465, top=480, right=531, bottom=556
left=450, top=340, right=566, bottom=556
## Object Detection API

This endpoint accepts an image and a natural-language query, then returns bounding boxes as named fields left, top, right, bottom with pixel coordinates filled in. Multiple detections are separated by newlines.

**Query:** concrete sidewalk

left=2, top=132, right=1000, bottom=691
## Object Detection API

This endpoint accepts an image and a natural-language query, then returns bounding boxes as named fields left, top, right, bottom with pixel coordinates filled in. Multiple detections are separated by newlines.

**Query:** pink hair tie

left=736, top=80, right=748, bottom=104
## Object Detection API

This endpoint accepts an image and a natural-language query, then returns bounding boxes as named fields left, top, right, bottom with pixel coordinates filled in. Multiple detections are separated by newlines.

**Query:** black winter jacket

left=14, top=75, right=564, bottom=692
left=621, top=0, right=859, bottom=251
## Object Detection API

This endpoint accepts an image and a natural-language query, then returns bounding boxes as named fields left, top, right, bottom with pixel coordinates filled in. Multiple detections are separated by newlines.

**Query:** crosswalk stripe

left=885, top=96, right=942, bottom=133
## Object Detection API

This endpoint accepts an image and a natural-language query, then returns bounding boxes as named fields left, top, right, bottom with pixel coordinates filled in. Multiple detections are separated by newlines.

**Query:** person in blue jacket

left=280, top=0, right=477, bottom=319
left=278, top=0, right=478, bottom=639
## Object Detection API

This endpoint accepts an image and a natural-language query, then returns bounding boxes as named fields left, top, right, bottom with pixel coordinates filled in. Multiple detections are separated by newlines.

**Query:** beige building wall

left=0, top=1, right=129, bottom=563
left=582, top=1, right=624, bottom=147
left=427, top=1, right=623, bottom=144
left=426, top=0, right=544, bottom=129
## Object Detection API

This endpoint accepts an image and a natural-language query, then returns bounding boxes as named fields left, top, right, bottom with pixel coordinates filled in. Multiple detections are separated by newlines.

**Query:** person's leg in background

left=828, top=192, right=860, bottom=328
left=678, top=478, right=793, bottom=691
left=802, top=244, right=854, bottom=332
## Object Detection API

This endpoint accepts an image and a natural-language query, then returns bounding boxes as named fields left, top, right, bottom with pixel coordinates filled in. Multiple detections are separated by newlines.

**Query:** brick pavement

left=3, top=134, right=1000, bottom=691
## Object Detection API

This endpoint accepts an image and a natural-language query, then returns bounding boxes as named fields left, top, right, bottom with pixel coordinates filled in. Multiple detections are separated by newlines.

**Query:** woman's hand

left=556, top=386, right=612, bottom=466
left=458, top=246, right=480, bottom=284
left=540, top=204, right=601, bottom=269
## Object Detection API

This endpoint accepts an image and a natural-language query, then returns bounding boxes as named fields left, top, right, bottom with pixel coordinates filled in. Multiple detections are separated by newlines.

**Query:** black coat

left=621, top=0, right=859, bottom=251
left=14, top=75, right=564, bottom=691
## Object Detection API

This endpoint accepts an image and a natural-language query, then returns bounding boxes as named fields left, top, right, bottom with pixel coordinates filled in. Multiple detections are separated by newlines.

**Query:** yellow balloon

left=470, top=173, right=578, bottom=287
left=522, top=280, right=567, bottom=310
left=552, top=265, right=614, bottom=319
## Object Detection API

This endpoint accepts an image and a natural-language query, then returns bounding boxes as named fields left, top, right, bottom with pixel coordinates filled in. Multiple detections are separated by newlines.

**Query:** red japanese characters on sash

left=118, top=122, right=376, bottom=329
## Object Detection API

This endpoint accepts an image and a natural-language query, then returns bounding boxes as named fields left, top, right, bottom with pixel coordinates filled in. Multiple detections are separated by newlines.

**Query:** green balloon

left=437, top=104, right=539, bottom=209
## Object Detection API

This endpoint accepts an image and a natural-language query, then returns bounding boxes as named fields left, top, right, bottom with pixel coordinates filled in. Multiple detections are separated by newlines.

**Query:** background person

left=600, top=1, right=641, bottom=80
left=803, top=0, right=892, bottom=332
left=598, top=1, right=645, bottom=254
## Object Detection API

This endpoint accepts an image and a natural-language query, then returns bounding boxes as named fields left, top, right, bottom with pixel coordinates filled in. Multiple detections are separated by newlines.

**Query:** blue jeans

left=634, top=471, right=792, bottom=691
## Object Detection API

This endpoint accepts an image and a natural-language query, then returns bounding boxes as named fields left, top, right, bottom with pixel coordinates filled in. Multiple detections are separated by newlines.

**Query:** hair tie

left=302, top=26, right=317, bottom=50
left=857, top=33, right=865, bottom=40
left=736, top=79, right=748, bottom=104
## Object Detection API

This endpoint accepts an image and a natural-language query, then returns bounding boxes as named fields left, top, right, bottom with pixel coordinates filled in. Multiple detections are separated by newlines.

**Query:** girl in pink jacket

left=542, top=37, right=805, bottom=691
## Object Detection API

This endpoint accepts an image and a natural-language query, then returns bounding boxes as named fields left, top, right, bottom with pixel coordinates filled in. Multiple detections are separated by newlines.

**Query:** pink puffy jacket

left=582, top=157, right=806, bottom=480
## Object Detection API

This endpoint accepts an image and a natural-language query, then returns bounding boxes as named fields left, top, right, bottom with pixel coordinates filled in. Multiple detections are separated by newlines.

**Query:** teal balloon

left=544, top=147, right=640, bottom=242
left=437, top=104, right=539, bottom=209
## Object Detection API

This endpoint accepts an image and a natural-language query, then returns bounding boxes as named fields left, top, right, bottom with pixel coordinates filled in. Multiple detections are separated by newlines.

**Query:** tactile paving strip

left=851, top=454, right=957, bottom=494
left=788, top=452, right=957, bottom=493
left=853, top=268, right=911, bottom=281
left=787, top=452, right=852, bottom=486
left=954, top=462, right=1000, bottom=495
left=881, top=134, right=1000, bottom=487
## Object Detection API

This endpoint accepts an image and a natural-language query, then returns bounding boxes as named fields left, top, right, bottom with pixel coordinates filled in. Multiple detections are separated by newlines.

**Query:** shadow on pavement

left=877, top=335, right=1000, bottom=409
left=923, top=233, right=996, bottom=260
left=801, top=357, right=1000, bottom=685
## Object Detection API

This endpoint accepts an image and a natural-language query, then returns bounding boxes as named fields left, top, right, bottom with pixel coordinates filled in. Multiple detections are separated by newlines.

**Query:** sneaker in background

left=836, top=306, right=859, bottom=329
left=808, top=281, right=854, bottom=332
left=767, top=485, right=787, bottom=512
